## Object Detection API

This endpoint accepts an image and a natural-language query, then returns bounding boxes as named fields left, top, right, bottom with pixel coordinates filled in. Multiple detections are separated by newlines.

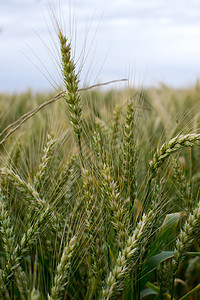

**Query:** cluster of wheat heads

left=1, top=28, right=200, bottom=300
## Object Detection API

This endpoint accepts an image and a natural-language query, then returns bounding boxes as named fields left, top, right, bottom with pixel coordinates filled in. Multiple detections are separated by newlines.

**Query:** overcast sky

left=1, top=0, right=200, bottom=92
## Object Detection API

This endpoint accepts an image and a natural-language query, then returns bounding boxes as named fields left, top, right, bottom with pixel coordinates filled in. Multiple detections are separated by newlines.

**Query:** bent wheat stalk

left=0, top=80, right=127, bottom=146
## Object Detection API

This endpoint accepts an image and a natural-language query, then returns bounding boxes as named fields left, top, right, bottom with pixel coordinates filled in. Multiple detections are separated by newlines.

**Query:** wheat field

left=0, top=27, right=200, bottom=300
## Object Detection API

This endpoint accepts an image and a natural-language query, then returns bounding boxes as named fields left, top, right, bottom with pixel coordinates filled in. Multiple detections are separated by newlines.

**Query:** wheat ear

left=0, top=189, right=14, bottom=296
left=171, top=200, right=200, bottom=299
left=14, top=266, right=29, bottom=300
left=58, top=28, right=83, bottom=157
left=123, top=98, right=137, bottom=211
left=0, top=188, right=15, bottom=261
left=0, top=167, right=45, bottom=208
left=101, top=162, right=128, bottom=249
left=149, top=133, right=200, bottom=179
left=102, top=209, right=155, bottom=299
left=34, top=132, right=56, bottom=192
left=93, top=131, right=107, bottom=166
left=0, top=192, right=29, bottom=296
left=49, top=235, right=76, bottom=300
left=82, top=167, right=97, bottom=230
left=95, top=117, right=111, bottom=138
left=82, top=167, right=106, bottom=284
left=171, top=158, right=193, bottom=212
left=2, top=204, right=51, bottom=285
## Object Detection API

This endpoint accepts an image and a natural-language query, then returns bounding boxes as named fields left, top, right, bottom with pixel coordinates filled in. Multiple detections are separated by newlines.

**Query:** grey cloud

left=1, top=0, right=200, bottom=92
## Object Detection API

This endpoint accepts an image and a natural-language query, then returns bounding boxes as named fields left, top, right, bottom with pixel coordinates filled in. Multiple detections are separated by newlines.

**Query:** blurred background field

left=1, top=82, right=200, bottom=148
left=1, top=83, right=200, bottom=185
left=1, top=78, right=200, bottom=299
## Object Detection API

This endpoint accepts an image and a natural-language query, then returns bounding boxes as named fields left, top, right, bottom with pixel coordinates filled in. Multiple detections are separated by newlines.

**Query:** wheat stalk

left=111, top=104, right=120, bottom=146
